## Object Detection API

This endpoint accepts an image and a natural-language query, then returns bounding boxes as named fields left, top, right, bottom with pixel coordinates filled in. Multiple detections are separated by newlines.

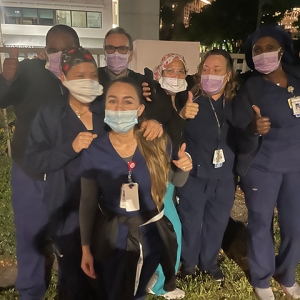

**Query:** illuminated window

left=38, top=9, right=54, bottom=26
left=22, top=8, right=38, bottom=25
left=71, top=11, right=87, bottom=27
left=87, top=12, right=102, bottom=28
left=56, top=10, right=71, bottom=26
left=4, top=7, right=22, bottom=24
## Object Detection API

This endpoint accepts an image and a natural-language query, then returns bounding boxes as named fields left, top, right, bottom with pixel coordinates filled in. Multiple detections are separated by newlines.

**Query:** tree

left=261, top=0, right=298, bottom=25
left=187, top=0, right=300, bottom=50
left=160, top=0, right=194, bottom=40
left=188, top=0, right=259, bottom=49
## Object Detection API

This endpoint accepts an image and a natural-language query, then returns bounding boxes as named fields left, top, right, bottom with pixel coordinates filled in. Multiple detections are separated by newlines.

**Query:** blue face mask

left=104, top=109, right=138, bottom=134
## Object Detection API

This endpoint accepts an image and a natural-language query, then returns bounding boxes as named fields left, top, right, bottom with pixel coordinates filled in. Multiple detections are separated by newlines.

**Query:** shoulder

left=37, top=101, right=68, bottom=121
left=128, top=69, right=144, bottom=82
left=19, top=58, right=46, bottom=71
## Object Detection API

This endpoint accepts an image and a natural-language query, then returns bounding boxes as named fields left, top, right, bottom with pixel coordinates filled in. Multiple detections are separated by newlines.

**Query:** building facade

left=0, top=0, right=160, bottom=49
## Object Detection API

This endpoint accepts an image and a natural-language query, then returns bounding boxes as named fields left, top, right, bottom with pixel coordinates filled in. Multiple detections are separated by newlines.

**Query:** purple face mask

left=252, top=49, right=281, bottom=74
left=105, top=52, right=129, bottom=75
left=201, top=74, right=227, bottom=95
left=45, top=51, right=62, bottom=77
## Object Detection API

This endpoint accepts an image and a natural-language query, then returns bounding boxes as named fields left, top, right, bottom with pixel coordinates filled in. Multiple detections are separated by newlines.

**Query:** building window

left=38, top=9, right=54, bottom=26
left=87, top=12, right=102, bottom=28
left=4, top=7, right=22, bottom=24
left=22, top=8, right=38, bottom=25
left=71, top=11, right=87, bottom=27
left=56, top=10, right=71, bottom=26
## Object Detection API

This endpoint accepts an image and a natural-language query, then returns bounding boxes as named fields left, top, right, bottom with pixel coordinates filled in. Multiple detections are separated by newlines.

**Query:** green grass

left=0, top=156, right=298, bottom=299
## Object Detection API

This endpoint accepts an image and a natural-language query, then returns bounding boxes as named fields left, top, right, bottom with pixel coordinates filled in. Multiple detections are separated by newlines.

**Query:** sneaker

left=254, top=287, right=275, bottom=300
left=206, top=266, right=225, bottom=282
left=162, top=288, right=185, bottom=299
left=146, top=273, right=158, bottom=294
left=281, top=282, right=300, bottom=299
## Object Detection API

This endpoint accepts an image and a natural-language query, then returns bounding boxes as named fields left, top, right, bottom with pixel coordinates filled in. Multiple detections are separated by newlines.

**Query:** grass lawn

left=0, top=156, right=298, bottom=299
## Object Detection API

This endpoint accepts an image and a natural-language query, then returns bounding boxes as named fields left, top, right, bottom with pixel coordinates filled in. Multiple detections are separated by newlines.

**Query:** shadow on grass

left=222, top=217, right=250, bottom=280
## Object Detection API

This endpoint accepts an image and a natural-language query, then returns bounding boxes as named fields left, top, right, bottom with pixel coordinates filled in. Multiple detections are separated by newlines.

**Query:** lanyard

left=208, top=96, right=225, bottom=149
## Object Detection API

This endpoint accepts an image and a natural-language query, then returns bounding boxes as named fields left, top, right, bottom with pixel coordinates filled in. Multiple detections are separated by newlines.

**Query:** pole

left=0, top=11, right=12, bottom=156
left=256, top=0, right=263, bottom=28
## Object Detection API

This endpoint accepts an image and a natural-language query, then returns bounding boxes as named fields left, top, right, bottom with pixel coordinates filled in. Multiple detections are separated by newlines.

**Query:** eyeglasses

left=105, top=45, right=130, bottom=54
left=163, top=68, right=187, bottom=76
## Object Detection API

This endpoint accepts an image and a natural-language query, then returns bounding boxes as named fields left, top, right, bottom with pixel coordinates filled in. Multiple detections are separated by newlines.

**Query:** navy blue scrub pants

left=242, top=167, right=300, bottom=288
left=176, top=176, right=235, bottom=272
left=11, top=163, right=49, bottom=300
left=11, top=163, right=90, bottom=300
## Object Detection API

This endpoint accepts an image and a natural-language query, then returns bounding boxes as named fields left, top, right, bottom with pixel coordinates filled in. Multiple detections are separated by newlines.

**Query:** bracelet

left=185, top=151, right=192, bottom=162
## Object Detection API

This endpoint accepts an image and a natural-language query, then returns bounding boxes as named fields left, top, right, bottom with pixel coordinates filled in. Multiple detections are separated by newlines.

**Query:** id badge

left=121, top=183, right=140, bottom=212
left=213, top=149, right=225, bottom=165
left=290, top=96, right=300, bottom=117
left=214, top=163, right=223, bottom=168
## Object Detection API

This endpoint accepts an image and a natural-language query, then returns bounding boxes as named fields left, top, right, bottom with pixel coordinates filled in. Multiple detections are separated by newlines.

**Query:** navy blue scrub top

left=81, top=133, right=158, bottom=217
left=63, top=104, right=105, bottom=202
left=251, top=74, right=300, bottom=173
left=184, top=94, right=236, bottom=179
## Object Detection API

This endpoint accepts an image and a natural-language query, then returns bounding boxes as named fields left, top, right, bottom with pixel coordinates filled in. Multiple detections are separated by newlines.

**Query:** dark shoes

left=206, top=266, right=225, bottom=282
left=179, top=265, right=224, bottom=282
left=179, top=266, right=198, bottom=279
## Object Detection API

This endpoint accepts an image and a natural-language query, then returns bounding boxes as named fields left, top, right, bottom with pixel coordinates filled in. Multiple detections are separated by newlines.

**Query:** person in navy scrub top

left=26, top=46, right=104, bottom=299
left=176, top=49, right=239, bottom=281
left=79, top=77, right=192, bottom=300
left=233, top=25, right=300, bottom=300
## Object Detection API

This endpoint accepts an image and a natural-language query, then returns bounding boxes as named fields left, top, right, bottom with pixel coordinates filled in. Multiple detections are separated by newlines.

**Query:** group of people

left=0, top=22, right=300, bottom=300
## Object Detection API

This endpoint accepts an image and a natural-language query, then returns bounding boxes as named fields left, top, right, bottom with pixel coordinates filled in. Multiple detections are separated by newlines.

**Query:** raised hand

left=251, top=105, right=271, bottom=135
left=72, top=132, right=97, bottom=153
left=2, top=47, right=19, bottom=83
left=179, top=91, right=199, bottom=119
left=172, top=143, right=193, bottom=171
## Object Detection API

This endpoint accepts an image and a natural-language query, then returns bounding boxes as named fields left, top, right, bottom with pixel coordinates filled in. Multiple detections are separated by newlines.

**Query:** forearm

left=80, top=178, right=98, bottom=245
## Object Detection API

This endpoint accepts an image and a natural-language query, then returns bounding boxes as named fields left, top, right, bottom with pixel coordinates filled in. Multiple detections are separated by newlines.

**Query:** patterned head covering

left=153, top=53, right=187, bottom=80
left=245, top=24, right=294, bottom=70
left=61, top=46, right=97, bottom=74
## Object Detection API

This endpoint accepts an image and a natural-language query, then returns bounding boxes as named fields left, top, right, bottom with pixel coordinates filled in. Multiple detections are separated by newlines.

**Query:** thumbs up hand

left=2, top=48, right=19, bottom=83
left=251, top=105, right=271, bottom=135
left=179, top=91, right=199, bottom=120
left=172, top=143, right=193, bottom=172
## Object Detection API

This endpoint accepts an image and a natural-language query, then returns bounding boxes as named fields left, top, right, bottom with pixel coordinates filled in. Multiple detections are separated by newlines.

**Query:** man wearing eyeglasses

left=98, top=27, right=164, bottom=140
left=98, top=27, right=138, bottom=86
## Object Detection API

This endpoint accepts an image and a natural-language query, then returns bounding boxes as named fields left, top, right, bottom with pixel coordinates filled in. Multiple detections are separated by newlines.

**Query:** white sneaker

left=254, top=287, right=275, bottom=300
left=281, top=282, right=300, bottom=299
left=146, top=273, right=158, bottom=294
left=162, top=288, right=185, bottom=299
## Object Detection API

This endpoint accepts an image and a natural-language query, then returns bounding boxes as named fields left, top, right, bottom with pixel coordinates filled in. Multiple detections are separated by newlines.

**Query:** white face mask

left=158, top=77, right=187, bottom=94
left=62, top=79, right=103, bottom=103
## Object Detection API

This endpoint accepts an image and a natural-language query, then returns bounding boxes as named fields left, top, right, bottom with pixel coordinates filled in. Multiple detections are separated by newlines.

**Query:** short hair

left=46, top=25, right=80, bottom=47
left=104, top=27, right=133, bottom=51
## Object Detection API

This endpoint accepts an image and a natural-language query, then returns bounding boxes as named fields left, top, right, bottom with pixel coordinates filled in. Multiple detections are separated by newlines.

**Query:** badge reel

left=120, top=161, right=140, bottom=212
left=213, top=149, right=225, bottom=169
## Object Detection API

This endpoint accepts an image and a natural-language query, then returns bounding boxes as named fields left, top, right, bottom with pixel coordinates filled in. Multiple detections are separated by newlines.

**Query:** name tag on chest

left=120, top=183, right=140, bottom=212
